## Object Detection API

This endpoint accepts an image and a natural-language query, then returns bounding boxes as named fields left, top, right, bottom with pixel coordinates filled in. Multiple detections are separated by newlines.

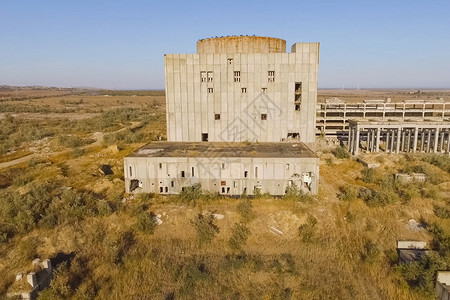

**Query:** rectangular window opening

left=160, top=187, right=163, bottom=193
left=227, top=187, right=230, bottom=194
left=241, top=87, right=247, bottom=93
left=207, top=71, right=213, bottom=82
left=171, top=181, right=174, bottom=187
left=129, top=166, right=132, bottom=177
left=159, top=163, right=162, bottom=169
left=221, top=163, right=225, bottom=169
left=207, top=88, right=214, bottom=94
left=228, top=58, right=233, bottom=64
left=192, top=167, right=195, bottom=177
left=181, top=171, right=185, bottom=178
left=200, top=71, right=207, bottom=83
left=234, top=71, right=241, bottom=82
left=261, top=88, right=267, bottom=94
left=222, top=187, right=225, bottom=193
left=268, top=71, right=275, bottom=82
left=244, top=171, right=248, bottom=178
left=261, top=113, right=267, bottom=120
left=295, top=104, right=301, bottom=111
left=165, top=187, right=168, bottom=193
left=215, top=113, right=220, bottom=120
left=201, top=133, right=208, bottom=142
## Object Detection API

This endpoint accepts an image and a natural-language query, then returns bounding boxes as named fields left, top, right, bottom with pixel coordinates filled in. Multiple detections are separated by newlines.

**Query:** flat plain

left=0, top=87, right=449, bottom=299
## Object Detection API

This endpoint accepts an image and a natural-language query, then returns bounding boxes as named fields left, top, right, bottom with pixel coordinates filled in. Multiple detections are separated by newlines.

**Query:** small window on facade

left=234, top=71, right=241, bottom=82
left=255, top=167, right=258, bottom=179
left=171, top=181, right=174, bottom=187
left=165, top=187, right=168, bottom=192
left=295, top=104, right=301, bottom=111
left=202, top=133, right=208, bottom=142
left=228, top=58, right=233, bottom=64
left=222, top=187, right=225, bottom=193
left=129, top=166, right=132, bottom=177
left=261, top=113, right=267, bottom=120
left=261, top=88, right=267, bottom=93
left=227, top=187, right=230, bottom=193
left=207, top=71, right=213, bottom=82
left=181, top=171, right=185, bottom=178
left=233, top=181, right=237, bottom=188
left=244, top=171, right=248, bottom=178
left=241, top=88, right=247, bottom=93
left=268, top=71, right=275, bottom=82
left=215, top=113, right=220, bottom=120
left=159, top=163, right=162, bottom=169
left=192, top=167, right=195, bottom=177
left=200, top=71, right=207, bottom=83
left=160, top=187, right=163, bottom=193
left=221, top=163, right=225, bottom=169
left=207, top=88, right=214, bottom=94
left=286, top=164, right=290, bottom=170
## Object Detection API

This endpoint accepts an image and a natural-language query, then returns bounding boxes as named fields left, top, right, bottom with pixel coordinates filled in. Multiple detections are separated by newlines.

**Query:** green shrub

left=332, top=146, right=350, bottom=159
left=338, top=185, right=358, bottom=202
left=237, top=198, right=256, bottom=222
left=135, top=212, right=157, bottom=234
left=434, top=205, right=450, bottom=219
left=228, top=222, right=251, bottom=251
left=360, top=239, right=380, bottom=263
left=72, top=147, right=86, bottom=158
left=190, top=213, right=219, bottom=245
left=298, top=215, right=317, bottom=243
left=58, top=135, right=94, bottom=148
left=283, top=185, right=314, bottom=202
left=179, top=183, right=202, bottom=204
left=361, top=167, right=376, bottom=183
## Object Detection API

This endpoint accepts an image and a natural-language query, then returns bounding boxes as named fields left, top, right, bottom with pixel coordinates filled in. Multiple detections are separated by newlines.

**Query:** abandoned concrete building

left=124, top=36, right=320, bottom=195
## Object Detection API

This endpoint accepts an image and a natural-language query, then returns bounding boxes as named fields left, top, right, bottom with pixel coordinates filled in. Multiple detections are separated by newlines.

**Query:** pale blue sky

left=1, top=0, right=449, bottom=89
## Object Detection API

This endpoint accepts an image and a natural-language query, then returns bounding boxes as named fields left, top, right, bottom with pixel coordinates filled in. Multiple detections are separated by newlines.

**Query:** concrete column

left=434, top=128, right=439, bottom=153
left=375, top=128, right=381, bottom=152
left=391, top=130, right=395, bottom=153
left=348, top=126, right=353, bottom=153
left=427, top=129, right=432, bottom=152
left=407, top=129, right=412, bottom=153
left=401, top=129, right=406, bottom=152
left=421, top=129, right=425, bottom=152
left=386, top=130, right=390, bottom=153
left=447, top=131, right=450, bottom=153
left=440, top=129, right=445, bottom=152
left=366, top=130, right=370, bottom=152
left=355, top=127, right=360, bottom=155
left=396, top=128, right=401, bottom=153
left=413, top=127, right=418, bottom=153
left=371, top=129, right=375, bottom=152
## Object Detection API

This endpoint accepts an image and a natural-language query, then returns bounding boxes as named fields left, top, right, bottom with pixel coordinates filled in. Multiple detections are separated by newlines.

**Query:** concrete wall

left=124, top=156, right=319, bottom=195
left=164, top=42, right=320, bottom=149
left=197, top=36, right=286, bottom=54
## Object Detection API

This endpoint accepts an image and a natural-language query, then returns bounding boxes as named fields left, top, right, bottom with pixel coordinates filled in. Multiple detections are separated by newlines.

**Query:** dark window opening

left=241, top=88, right=247, bottom=93
left=207, top=88, right=214, bottom=94
left=261, top=114, right=267, bottom=120
left=222, top=187, right=225, bottom=193
left=234, top=71, right=240, bottom=82
left=207, top=71, right=213, bottom=82
left=171, top=181, right=174, bottom=187
left=129, top=166, right=132, bottom=177
left=215, top=114, right=220, bottom=120
left=221, top=163, right=225, bottom=169
left=287, top=133, right=300, bottom=139
left=268, top=71, right=275, bottom=82
left=244, top=171, right=248, bottom=178
left=202, top=133, right=208, bottom=142
left=165, top=187, right=168, bottom=193
left=181, top=171, right=185, bottom=178
left=295, top=82, right=302, bottom=106
left=255, top=167, right=258, bottom=179
left=159, top=163, right=162, bottom=169
left=243, top=187, right=247, bottom=193
left=130, top=179, right=139, bottom=192
left=192, top=167, right=195, bottom=177
left=182, top=187, right=185, bottom=191
left=295, top=104, right=301, bottom=111
left=160, top=187, right=163, bottom=193
left=228, top=58, right=233, bottom=64
left=227, top=187, right=230, bottom=193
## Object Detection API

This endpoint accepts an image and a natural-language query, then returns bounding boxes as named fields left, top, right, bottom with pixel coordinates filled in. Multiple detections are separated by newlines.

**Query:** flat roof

left=127, top=142, right=318, bottom=158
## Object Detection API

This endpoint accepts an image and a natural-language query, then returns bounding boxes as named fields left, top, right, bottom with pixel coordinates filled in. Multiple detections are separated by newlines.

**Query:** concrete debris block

left=269, top=226, right=283, bottom=236
left=212, top=213, right=224, bottom=220
left=405, top=219, right=425, bottom=231
left=15, top=273, right=23, bottom=281
left=157, top=214, right=162, bottom=218
left=397, top=240, right=427, bottom=249
left=153, top=216, right=163, bottom=225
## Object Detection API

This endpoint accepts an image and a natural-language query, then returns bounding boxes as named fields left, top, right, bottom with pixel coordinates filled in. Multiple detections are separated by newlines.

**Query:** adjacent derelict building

left=124, top=36, right=320, bottom=196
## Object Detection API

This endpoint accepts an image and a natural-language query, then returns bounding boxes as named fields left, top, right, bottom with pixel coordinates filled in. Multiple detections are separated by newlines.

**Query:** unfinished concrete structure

left=437, top=271, right=450, bottom=300
left=125, top=36, right=320, bottom=195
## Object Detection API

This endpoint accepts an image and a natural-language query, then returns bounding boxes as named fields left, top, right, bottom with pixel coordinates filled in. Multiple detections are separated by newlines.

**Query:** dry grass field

left=0, top=88, right=449, bottom=299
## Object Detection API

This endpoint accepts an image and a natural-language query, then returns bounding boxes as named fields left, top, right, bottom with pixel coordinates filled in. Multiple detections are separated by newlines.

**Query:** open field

left=0, top=88, right=449, bottom=299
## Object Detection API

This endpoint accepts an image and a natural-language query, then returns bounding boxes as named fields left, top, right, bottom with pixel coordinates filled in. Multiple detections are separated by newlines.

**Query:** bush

left=190, top=213, right=219, bottom=244
left=228, top=222, right=251, bottom=251
left=361, top=167, right=376, bottom=183
left=360, top=239, right=380, bottom=263
left=135, top=212, right=157, bottom=234
left=58, top=135, right=94, bottom=148
left=179, top=183, right=202, bottom=204
left=283, top=185, right=314, bottom=202
left=298, top=215, right=317, bottom=243
left=434, top=205, right=450, bottom=219
left=237, top=198, right=256, bottom=223
left=332, top=146, right=350, bottom=159
left=338, top=185, right=358, bottom=202
left=72, top=147, right=86, bottom=158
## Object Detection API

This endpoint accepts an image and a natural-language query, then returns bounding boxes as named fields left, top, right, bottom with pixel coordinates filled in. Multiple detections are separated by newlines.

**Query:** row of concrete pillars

left=348, top=127, right=450, bottom=155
